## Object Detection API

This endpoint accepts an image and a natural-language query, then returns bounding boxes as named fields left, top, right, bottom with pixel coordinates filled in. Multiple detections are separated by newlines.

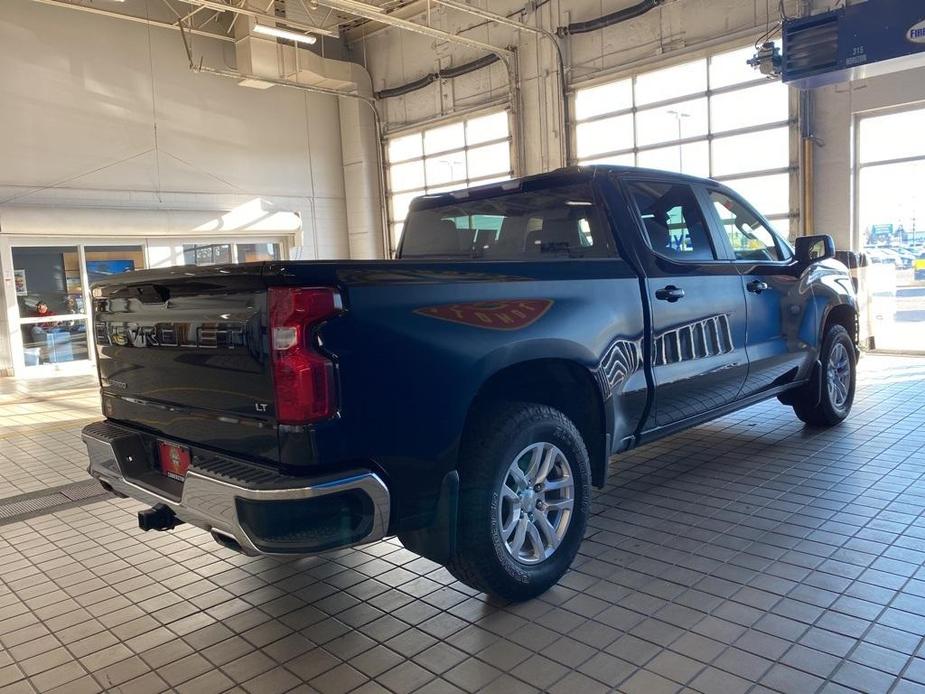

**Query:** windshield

left=398, top=183, right=616, bottom=260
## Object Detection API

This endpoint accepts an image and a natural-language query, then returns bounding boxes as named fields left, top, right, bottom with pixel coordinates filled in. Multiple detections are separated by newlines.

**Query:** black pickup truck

left=83, top=166, right=858, bottom=600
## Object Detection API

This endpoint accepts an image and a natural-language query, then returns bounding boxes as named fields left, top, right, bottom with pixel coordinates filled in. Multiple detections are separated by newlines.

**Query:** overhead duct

left=233, top=13, right=357, bottom=91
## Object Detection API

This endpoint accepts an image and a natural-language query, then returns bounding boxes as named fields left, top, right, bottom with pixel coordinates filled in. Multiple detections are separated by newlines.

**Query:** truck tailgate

left=92, top=264, right=278, bottom=462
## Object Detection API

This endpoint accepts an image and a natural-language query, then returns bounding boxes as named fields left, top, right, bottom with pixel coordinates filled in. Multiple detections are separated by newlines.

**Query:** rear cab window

left=398, top=183, right=617, bottom=260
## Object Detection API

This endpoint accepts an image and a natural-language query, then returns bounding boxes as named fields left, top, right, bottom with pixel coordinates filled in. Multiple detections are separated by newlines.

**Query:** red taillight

left=268, top=287, right=342, bottom=424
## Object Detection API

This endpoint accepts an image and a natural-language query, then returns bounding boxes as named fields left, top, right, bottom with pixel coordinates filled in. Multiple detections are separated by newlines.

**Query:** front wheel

left=447, top=402, right=591, bottom=602
left=793, top=324, right=856, bottom=426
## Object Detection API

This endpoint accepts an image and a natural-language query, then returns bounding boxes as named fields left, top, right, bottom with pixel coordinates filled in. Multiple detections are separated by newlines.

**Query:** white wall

left=0, top=0, right=351, bottom=259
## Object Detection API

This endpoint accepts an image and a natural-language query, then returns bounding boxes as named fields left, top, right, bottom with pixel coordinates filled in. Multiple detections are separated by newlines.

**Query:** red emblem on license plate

left=414, top=299, right=553, bottom=331
left=158, top=441, right=191, bottom=481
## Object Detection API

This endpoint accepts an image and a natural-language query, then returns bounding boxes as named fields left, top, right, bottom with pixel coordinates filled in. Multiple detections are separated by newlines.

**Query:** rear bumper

left=82, top=420, right=390, bottom=556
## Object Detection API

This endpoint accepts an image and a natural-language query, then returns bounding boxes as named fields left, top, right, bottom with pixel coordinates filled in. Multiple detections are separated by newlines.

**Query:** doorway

left=6, top=243, right=147, bottom=375
left=857, top=106, right=925, bottom=353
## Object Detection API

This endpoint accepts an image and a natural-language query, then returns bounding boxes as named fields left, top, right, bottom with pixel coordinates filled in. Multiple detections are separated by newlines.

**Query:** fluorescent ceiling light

left=253, top=23, right=317, bottom=45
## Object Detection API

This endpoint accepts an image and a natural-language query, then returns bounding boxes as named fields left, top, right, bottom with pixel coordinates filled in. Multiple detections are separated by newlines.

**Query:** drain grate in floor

left=0, top=480, right=110, bottom=524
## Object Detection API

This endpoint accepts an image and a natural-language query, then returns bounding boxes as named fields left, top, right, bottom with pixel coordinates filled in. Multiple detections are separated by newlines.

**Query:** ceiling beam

left=315, top=0, right=512, bottom=57
left=178, top=0, right=340, bottom=38
left=31, top=0, right=234, bottom=41
left=431, top=0, right=546, bottom=38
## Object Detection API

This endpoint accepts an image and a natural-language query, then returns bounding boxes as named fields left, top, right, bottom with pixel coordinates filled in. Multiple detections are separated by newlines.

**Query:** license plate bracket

left=158, top=440, right=191, bottom=482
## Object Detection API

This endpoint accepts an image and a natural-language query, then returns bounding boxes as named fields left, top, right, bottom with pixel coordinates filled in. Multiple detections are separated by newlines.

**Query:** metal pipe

left=802, top=136, right=814, bottom=236
left=30, top=0, right=234, bottom=42
left=558, top=0, right=664, bottom=36
left=177, top=0, right=340, bottom=37
left=376, top=54, right=501, bottom=99
left=315, top=0, right=513, bottom=57
left=431, top=0, right=571, bottom=165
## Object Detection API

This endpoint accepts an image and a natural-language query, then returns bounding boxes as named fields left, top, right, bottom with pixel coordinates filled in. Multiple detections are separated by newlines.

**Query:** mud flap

left=397, top=471, right=458, bottom=565
left=778, top=359, right=822, bottom=407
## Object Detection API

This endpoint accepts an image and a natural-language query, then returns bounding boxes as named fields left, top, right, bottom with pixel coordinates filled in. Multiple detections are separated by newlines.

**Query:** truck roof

left=423, top=165, right=723, bottom=203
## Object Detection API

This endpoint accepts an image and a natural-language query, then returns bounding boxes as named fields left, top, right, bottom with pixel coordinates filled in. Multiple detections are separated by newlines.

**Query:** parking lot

left=1, top=354, right=925, bottom=694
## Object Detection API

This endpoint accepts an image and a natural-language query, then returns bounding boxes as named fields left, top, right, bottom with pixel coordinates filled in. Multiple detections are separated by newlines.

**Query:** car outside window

left=399, top=183, right=616, bottom=259
left=709, top=190, right=786, bottom=262
left=625, top=180, right=716, bottom=261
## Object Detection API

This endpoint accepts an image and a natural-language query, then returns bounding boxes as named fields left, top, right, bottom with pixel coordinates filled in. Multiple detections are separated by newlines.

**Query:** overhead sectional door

left=574, top=45, right=793, bottom=237
left=385, top=111, right=514, bottom=254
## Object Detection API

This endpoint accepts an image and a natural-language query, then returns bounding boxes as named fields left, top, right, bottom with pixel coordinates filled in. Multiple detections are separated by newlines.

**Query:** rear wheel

left=792, top=324, right=856, bottom=426
left=447, top=402, right=591, bottom=602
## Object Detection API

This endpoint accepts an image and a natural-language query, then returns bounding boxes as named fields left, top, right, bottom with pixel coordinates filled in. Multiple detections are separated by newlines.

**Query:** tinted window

left=399, top=184, right=615, bottom=259
left=626, top=181, right=716, bottom=260
left=709, top=190, right=785, bottom=261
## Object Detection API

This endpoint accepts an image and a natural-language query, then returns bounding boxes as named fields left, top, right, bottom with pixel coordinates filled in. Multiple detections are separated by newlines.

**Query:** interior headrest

left=525, top=219, right=581, bottom=253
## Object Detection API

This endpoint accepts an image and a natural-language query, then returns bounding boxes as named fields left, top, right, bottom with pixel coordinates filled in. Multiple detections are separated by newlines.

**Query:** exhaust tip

left=211, top=530, right=244, bottom=554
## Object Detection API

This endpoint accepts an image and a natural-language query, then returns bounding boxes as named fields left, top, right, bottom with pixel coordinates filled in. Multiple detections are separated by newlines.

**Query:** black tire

left=447, top=401, right=591, bottom=602
left=793, top=324, right=856, bottom=426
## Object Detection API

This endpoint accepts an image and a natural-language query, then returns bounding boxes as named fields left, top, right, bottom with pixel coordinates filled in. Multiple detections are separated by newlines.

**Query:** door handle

left=655, top=285, right=685, bottom=302
left=747, top=280, right=769, bottom=294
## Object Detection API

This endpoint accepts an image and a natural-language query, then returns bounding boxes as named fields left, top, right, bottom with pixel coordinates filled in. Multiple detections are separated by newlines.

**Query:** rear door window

left=398, top=183, right=616, bottom=259
left=625, top=180, right=717, bottom=261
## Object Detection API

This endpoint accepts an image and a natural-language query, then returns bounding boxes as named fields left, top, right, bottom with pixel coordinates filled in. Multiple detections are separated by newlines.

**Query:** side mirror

left=795, top=234, right=835, bottom=265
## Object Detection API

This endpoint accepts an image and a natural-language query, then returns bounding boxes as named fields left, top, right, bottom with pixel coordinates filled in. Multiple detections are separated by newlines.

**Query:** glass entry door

left=13, top=246, right=90, bottom=370
left=10, top=243, right=146, bottom=374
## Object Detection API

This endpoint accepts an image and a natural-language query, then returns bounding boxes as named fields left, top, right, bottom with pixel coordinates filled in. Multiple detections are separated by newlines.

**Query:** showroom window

left=386, top=110, right=513, bottom=252
left=573, top=46, right=793, bottom=235
left=182, top=242, right=281, bottom=266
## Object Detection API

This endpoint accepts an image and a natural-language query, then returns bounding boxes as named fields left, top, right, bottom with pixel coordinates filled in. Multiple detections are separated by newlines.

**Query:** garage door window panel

left=576, top=115, right=634, bottom=159
left=425, top=151, right=467, bottom=188
left=575, top=79, right=633, bottom=120
left=388, top=133, right=423, bottom=163
left=635, top=59, right=707, bottom=105
left=709, top=46, right=764, bottom=89
left=636, top=98, right=708, bottom=147
left=466, top=112, right=509, bottom=146
left=723, top=173, right=790, bottom=219
left=390, top=160, right=426, bottom=193
left=424, top=122, right=465, bottom=155
left=637, top=141, right=710, bottom=178
left=467, top=142, right=511, bottom=180
left=712, top=127, right=789, bottom=177
left=711, top=83, right=789, bottom=133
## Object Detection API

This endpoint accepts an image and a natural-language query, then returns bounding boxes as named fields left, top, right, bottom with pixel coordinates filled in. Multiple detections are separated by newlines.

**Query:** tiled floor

left=0, top=375, right=100, bottom=498
left=0, top=375, right=100, bottom=433
left=1, top=356, right=925, bottom=694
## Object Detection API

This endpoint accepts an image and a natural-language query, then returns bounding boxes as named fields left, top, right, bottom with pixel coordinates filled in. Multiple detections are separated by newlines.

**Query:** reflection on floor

left=0, top=356, right=924, bottom=693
